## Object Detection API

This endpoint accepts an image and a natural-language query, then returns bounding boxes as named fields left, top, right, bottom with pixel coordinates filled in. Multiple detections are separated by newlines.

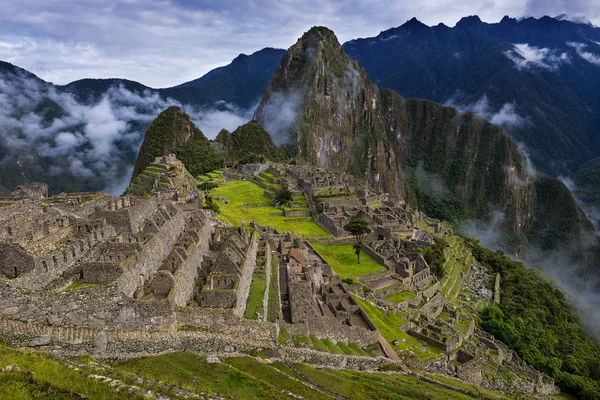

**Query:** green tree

left=197, top=181, right=218, bottom=193
left=273, top=188, right=293, bottom=207
left=344, top=219, right=371, bottom=264
left=203, top=195, right=220, bottom=213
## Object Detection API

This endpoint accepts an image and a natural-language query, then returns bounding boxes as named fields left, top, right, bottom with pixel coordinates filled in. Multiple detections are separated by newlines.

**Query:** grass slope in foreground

left=310, top=242, right=385, bottom=279
left=212, top=180, right=329, bottom=238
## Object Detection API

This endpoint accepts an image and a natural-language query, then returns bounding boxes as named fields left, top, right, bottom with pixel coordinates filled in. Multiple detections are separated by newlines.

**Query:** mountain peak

left=399, top=17, right=430, bottom=31
left=456, top=15, right=483, bottom=27
left=500, top=15, right=517, bottom=24
left=296, top=26, right=341, bottom=48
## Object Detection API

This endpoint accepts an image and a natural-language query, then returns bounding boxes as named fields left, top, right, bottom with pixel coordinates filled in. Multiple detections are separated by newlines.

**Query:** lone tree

left=197, top=181, right=219, bottom=192
left=344, top=219, right=371, bottom=264
left=273, top=187, right=293, bottom=207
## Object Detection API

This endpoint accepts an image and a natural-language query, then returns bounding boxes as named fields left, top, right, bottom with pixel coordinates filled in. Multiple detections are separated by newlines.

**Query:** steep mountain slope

left=343, top=16, right=600, bottom=178
left=161, top=48, right=285, bottom=109
left=132, top=106, right=223, bottom=179
left=214, top=121, right=286, bottom=163
left=254, top=26, right=600, bottom=273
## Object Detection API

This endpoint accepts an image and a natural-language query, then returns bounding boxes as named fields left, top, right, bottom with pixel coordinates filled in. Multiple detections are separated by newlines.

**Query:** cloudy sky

left=0, top=0, right=598, bottom=88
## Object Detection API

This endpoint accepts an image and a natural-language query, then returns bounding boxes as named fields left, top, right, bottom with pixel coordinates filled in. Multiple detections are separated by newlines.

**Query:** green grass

left=64, top=282, right=98, bottom=291
left=349, top=343, right=370, bottom=356
left=310, top=243, right=386, bottom=279
left=309, top=335, right=329, bottom=352
left=244, top=273, right=267, bottom=320
left=267, top=256, right=280, bottom=322
left=336, top=342, right=359, bottom=355
left=114, top=352, right=312, bottom=399
left=293, top=364, right=477, bottom=399
left=353, top=295, right=444, bottom=360
left=212, top=180, right=329, bottom=238
left=322, top=339, right=344, bottom=354
left=384, top=290, right=416, bottom=303
left=0, top=346, right=132, bottom=399
left=224, top=358, right=328, bottom=400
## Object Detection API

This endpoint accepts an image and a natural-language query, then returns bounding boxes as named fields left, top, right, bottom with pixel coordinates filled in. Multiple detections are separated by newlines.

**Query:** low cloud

left=567, top=41, right=600, bottom=65
left=415, top=161, right=449, bottom=199
left=254, top=90, right=304, bottom=146
left=446, top=94, right=527, bottom=128
left=0, top=69, right=253, bottom=195
left=516, top=142, right=537, bottom=178
left=559, top=175, right=600, bottom=231
left=504, top=43, right=569, bottom=71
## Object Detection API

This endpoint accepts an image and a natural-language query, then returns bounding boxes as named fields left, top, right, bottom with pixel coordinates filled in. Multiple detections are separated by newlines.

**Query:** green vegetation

left=420, top=236, right=447, bottom=279
left=384, top=290, right=416, bottom=304
left=215, top=122, right=287, bottom=164
left=132, top=106, right=223, bottom=179
left=343, top=219, right=372, bottom=263
left=197, top=181, right=219, bottom=192
left=293, top=363, right=477, bottom=399
left=310, top=242, right=385, bottom=279
left=470, top=240, right=600, bottom=400
left=244, top=273, right=267, bottom=319
left=114, top=352, right=325, bottom=399
left=0, top=346, right=132, bottom=399
left=267, top=256, right=280, bottom=322
left=211, top=180, right=329, bottom=238
left=203, top=195, right=220, bottom=213
left=353, top=295, right=444, bottom=360
left=272, top=187, right=293, bottom=207
left=64, top=282, right=98, bottom=291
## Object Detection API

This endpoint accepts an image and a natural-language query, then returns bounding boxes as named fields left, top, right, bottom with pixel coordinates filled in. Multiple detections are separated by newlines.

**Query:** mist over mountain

left=0, top=61, right=258, bottom=195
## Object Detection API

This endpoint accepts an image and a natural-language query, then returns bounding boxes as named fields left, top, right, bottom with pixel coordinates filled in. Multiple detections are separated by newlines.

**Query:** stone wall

left=0, top=282, right=175, bottom=331
left=283, top=347, right=397, bottom=370
left=234, top=232, right=259, bottom=317
left=116, top=208, right=185, bottom=297
left=176, top=307, right=277, bottom=341
left=280, top=315, right=378, bottom=347
left=0, top=318, right=276, bottom=357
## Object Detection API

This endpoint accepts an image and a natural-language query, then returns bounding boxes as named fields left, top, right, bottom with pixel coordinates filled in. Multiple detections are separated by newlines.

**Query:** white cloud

left=504, top=43, right=570, bottom=70
left=567, top=41, right=600, bottom=65
left=0, top=68, right=254, bottom=194
left=446, top=94, right=526, bottom=128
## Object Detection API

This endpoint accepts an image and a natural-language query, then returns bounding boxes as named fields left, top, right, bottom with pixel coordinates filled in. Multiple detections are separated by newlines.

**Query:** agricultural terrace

left=310, top=243, right=386, bottom=280
left=211, top=180, right=329, bottom=238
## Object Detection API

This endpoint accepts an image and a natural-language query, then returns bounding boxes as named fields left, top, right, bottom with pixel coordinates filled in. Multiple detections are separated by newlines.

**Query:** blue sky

left=0, top=0, right=598, bottom=87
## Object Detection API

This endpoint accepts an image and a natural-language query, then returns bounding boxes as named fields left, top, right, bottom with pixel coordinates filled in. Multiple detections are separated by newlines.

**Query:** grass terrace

left=353, top=295, right=444, bottom=360
left=310, top=242, right=386, bottom=279
left=211, top=180, right=329, bottom=238
left=384, top=290, right=416, bottom=304
left=243, top=273, right=267, bottom=320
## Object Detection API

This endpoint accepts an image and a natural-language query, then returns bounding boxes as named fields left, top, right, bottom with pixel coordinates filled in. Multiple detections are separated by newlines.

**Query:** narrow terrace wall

left=233, top=232, right=259, bottom=317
